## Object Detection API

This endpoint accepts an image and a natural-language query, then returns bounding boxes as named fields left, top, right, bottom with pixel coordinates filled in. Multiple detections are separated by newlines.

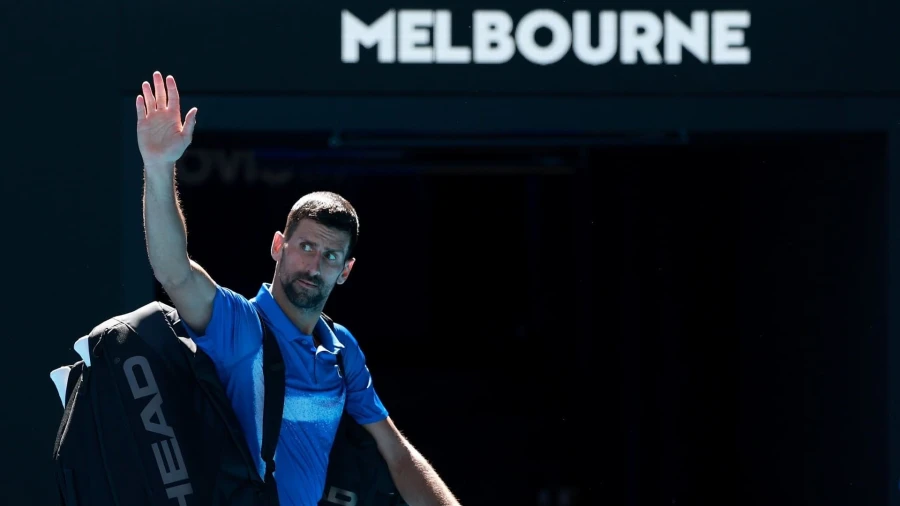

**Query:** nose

left=302, top=255, right=322, bottom=278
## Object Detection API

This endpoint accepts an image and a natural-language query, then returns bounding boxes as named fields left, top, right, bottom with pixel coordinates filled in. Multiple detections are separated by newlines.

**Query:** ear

left=271, top=231, right=286, bottom=262
left=336, top=258, right=355, bottom=285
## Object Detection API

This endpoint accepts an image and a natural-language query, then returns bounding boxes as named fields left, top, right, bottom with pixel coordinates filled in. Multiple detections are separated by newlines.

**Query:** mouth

left=295, top=279, right=318, bottom=289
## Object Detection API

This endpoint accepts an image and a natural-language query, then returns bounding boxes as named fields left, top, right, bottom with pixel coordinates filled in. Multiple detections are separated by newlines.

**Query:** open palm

left=136, top=72, right=198, bottom=165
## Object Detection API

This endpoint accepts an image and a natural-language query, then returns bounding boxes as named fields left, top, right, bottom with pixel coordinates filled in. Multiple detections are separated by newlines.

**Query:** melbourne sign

left=118, top=0, right=900, bottom=94
left=341, top=9, right=751, bottom=65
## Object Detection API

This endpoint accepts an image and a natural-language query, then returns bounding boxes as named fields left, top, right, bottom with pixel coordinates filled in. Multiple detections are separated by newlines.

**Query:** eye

left=301, top=243, right=314, bottom=252
left=325, top=252, right=338, bottom=261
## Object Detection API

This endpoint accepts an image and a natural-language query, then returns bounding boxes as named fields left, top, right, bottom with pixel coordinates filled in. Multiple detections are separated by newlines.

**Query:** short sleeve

left=181, top=284, right=263, bottom=368
left=335, top=324, right=389, bottom=425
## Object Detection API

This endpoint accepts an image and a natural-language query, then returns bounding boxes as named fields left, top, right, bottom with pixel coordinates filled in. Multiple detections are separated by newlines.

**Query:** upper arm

left=335, top=324, right=390, bottom=425
left=162, top=259, right=217, bottom=335
left=168, top=262, right=263, bottom=366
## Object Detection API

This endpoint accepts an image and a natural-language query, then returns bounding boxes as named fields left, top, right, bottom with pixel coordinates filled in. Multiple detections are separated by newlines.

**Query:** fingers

left=139, top=72, right=184, bottom=122
left=166, top=75, right=180, bottom=112
left=142, top=81, right=156, bottom=111
left=136, top=95, right=146, bottom=121
left=153, top=71, right=167, bottom=109
left=182, top=107, right=198, bottom=139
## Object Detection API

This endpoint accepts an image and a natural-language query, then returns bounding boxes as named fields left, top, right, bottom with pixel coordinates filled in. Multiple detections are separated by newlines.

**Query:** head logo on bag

left=123, top=355, right=193, bottom=505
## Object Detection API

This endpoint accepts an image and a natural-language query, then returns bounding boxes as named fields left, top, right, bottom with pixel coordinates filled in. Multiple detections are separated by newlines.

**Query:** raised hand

left=136, top=71, right=198, bottom=168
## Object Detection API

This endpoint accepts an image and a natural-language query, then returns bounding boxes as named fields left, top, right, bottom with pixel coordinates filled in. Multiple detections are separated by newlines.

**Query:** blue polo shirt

left=181, top=283, right=389, bottom=506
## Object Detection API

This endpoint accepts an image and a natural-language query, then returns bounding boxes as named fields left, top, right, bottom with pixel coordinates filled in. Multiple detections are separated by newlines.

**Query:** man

left=136, top=71, right=460, bottom=506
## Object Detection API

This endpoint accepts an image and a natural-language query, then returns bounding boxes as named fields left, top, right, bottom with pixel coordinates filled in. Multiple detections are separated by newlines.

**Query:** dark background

left=4, top=0, right=900, bottom=505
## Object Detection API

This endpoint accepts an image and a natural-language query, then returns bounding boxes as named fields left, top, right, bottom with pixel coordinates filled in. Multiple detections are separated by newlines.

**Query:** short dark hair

left=284, top=191, right=359, bottom=259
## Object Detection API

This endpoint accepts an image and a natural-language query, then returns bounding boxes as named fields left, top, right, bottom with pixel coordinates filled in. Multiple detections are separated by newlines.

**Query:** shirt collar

left=253, top=283, right=344, bottom=353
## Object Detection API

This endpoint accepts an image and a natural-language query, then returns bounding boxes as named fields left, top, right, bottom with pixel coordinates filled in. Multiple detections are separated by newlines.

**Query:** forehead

left=291, top=219, right=350, bottom=250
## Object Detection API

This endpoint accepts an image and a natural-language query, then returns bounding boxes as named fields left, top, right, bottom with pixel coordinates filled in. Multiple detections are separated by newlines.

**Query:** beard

left=280, top=270, right=332, bottom=311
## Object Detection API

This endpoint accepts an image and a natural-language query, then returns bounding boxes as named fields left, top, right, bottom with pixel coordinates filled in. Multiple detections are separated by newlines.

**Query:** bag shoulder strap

left=319, top=313, right=344, bottom=378
left=320, top=312, right=335, bottom=330
left=259, top=311, right=339, bottom=489
left=260, top=312, right=285, bottom=497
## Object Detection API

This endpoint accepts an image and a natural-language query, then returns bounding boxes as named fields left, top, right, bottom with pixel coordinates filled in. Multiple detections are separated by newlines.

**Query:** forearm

left=143, top=163, right=191, bottom=286
left=389, top=444, right=460, bottom=506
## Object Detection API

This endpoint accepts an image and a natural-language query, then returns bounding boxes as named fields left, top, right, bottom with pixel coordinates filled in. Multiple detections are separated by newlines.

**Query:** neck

left=270, top=283, right=321, bottom=335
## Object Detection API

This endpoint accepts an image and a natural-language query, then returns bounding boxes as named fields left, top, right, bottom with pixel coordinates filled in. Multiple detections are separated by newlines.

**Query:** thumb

left=182, top=107, right=198, bottom=139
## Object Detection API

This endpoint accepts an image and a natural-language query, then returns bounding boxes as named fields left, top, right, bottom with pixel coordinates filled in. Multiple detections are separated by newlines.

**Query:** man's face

left=272, top=219, right=355, bottom=311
